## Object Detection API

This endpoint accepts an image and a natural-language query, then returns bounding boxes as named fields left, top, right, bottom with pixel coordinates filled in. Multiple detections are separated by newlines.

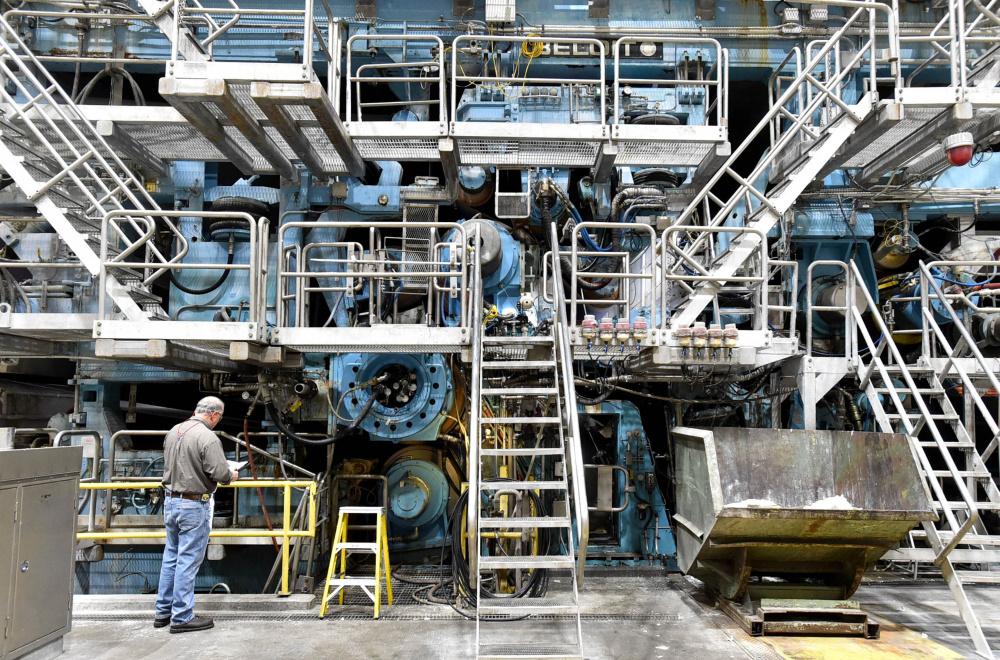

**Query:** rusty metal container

left=673, top=427, right=936, bottom=600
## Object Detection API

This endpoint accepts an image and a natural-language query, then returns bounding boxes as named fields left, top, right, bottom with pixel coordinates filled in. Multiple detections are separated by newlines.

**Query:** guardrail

left=612, top=37, right=727, bottom=128
left=99, top=210, right=269, bottom=324
left=78, top=479, right=317, bottom=596
left=276, top=221, right=473, bottom=328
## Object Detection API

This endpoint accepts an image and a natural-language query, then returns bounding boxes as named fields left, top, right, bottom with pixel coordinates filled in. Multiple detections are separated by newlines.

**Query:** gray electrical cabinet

left=0, top=446, right=83, bottom=660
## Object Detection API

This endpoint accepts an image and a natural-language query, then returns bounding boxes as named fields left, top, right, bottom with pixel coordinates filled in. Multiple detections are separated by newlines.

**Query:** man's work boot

left=153, top=617, right=170, bottom=628
left=170, top=616, right=214, bottom=633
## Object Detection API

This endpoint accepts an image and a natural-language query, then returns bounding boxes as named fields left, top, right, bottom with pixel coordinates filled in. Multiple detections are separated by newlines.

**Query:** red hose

left=244, top=417, right=279, bottom=553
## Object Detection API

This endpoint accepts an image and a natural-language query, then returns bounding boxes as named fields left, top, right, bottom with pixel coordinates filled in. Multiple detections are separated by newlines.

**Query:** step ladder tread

left=479, top=516, right=572, bottom=528
left=326, top=576, right=379, bottom=586
left=338, top=506, right=385, bottom=514
left=332, top=541, right=380, bottom=552
left=886, top=413, right=960, bottom=420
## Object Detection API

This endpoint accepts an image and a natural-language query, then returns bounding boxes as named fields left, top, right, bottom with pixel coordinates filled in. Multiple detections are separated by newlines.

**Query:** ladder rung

left=478, top=555, right=575, bottom=570
left=953, top=570, right=1000, bottom=584
left=886, top=413, right=960, bottom=421
left=481, top=416, right=561, bottom=425
left=482, top=387, right=558, bottom=396
left=482, top=336, right=554, bottom=344
left=481, top=447, right=564, bottom=457
left=481, top=480, right=567, bottom=491
left=332, top=542, right=380, bottom=552
left=480, top=516, right=571, bottom=529
left=918, top=441, right=976, bottom=448
left=481, top=361, right=556, bottom=370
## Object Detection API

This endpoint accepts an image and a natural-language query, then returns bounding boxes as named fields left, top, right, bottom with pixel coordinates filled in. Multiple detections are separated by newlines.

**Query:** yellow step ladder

left=319, top=505, right=393, bottom=619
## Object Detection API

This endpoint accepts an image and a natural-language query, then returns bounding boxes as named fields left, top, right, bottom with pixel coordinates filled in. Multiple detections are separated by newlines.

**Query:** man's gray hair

left=194, top=396, right=225, bottom=416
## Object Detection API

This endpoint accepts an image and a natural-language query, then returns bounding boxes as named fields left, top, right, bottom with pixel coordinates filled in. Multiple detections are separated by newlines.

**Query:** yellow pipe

left=78, top=481, right=314, bottom=489
left=76, top=479, right=317, bottom=595
left=281, top=485, right=291, bottom=595
left=480, top=532, right=523, bottom=539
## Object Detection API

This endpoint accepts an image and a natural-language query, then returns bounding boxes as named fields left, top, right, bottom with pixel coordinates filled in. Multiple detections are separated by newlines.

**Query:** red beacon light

left=943, top=132, right=975, bottom=167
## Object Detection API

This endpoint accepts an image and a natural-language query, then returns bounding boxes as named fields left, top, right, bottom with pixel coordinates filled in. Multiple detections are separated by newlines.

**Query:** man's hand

left=231, top=471, right=240, bottom=482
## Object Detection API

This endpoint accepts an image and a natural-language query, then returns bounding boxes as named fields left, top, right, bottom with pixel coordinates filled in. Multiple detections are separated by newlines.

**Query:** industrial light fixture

left=943, top=131, right=975, bottom=167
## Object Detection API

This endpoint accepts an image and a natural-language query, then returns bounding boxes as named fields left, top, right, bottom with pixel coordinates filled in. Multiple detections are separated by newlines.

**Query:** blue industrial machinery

left=331, top=353, right=456, bottom=442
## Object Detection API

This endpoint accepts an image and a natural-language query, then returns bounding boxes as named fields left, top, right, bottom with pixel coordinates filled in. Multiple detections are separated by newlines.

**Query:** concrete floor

left=63, top=572, right=1000, bottom=660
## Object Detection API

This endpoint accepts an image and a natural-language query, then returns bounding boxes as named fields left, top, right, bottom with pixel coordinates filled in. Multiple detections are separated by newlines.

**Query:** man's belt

left=165, top=490, right=210, bottom=502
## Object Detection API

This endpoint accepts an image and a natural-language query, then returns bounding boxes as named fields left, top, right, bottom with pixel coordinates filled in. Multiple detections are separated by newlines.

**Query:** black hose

left=265, top=392, right=377, bottom=447
left=169, top=238, right=234, bottom=296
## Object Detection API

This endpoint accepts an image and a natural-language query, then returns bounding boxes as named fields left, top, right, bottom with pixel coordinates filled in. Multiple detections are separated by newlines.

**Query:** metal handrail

left=664, top=3, right=896, bottom=290
left=849, top=260, right=979, bottom=563
left=613, top=37, right=727, bottom=128
left=660, top=226, right=768, bottom=330
left=466, top=232, right=484, bottom=578
left=276, top=221, right=471, bottom=329
left=98, top=211, right=268, bottom=323
left=451, top=35, right=606, bottom=125
left=54, top=429, right=102, bottom=532
left=804, top=260, right=855, bottom=357
left=78, top=479, right=317, bottom=596
left=346, top=34, right=447, bottom=124
left=550, top=222, right=590, bottom=581
left=569, top=222, right=657, bottom=330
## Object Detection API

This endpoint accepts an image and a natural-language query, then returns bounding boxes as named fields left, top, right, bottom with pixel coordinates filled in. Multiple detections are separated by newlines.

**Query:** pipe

left=169, top=235, right=235, bottom=296
left=245, top=417, right=280, bottom=553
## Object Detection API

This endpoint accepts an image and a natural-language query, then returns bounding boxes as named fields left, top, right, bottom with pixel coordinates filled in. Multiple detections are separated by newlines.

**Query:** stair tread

left=480, top=516, right=572, bottom=528
left=482, top=447, right=565, bottom=457
left=482, top=387, right=558, bottom=396
left=481, top=416, right=562, bottom=425
left=478, top=597, right=579, bottom=615
left=338, top=506, right=385, bottom=514
left=933, top=501, right=1000, bottom=510
left=482, top=361, right=557, bottom=369
left=479, top=555, right=575, bottom=569
left=480, top=480, right=568, bottom=490
left=326, top=576, right=379, bottom=585
left=483, top=336, right=554, bottom=344
left=927, top=470, right=993, bottom=478
left=953, top=570, right=1000, bottom=584
left=478, top=643, right=582, bottom=659
left=910, top=531, right=1000, bottom=545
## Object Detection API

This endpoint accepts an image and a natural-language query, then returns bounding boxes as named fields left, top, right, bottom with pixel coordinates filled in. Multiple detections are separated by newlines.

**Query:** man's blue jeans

left=155, top=497, right=212, bottom=625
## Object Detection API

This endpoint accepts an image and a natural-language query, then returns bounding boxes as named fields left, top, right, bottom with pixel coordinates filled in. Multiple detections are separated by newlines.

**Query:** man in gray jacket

left=154, top=396, right=238, bottom=633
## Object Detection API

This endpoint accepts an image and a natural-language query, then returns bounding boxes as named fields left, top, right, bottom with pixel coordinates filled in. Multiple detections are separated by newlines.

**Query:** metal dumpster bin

left=673, top=427, right=935, bottom=612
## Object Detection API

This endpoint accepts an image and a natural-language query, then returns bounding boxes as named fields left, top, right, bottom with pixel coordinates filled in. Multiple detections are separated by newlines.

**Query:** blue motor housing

left=446, top=218, right=521, bottom=319
left=896, top=267, right=979, bottom=329
left=384, top=455, right=450, bottom=550
left=331, top=353, right=454, bottom=442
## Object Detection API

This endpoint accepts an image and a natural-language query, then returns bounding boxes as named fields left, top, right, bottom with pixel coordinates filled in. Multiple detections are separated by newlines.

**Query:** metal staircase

left=850, top=260, right=1000, bottom=659
left=662, top=7, right=891, bottom=329
left=0, top=21, right=177, bottom=325
left=467, top=225, right=589, bottom=660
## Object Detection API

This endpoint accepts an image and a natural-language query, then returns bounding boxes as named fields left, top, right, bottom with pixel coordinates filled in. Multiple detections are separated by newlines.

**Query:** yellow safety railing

left=77, top=480, right=317, bottom=596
